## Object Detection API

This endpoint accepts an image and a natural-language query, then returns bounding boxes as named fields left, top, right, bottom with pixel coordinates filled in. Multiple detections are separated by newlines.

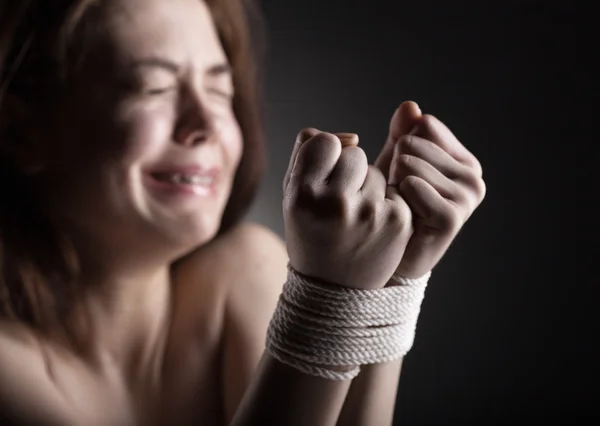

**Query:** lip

left=143, top=164, right=221, bottom=197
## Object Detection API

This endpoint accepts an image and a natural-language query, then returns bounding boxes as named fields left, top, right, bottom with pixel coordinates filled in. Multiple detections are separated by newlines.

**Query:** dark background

left=246, top=1, right=585, bottom=424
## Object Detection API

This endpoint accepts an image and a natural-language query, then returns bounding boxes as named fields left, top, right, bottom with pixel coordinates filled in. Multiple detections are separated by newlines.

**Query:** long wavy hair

left=0, top=0, right=266, bottom=351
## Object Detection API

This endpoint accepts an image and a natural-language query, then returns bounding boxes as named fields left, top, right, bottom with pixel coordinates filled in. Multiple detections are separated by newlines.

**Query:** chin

left=162, top=215, right=222, bottom=258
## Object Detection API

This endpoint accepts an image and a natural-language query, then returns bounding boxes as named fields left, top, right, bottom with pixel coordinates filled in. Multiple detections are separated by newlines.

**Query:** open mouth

left=151, top=172, right=215, bottom=186
left=146, top=171, right=218, bottom=196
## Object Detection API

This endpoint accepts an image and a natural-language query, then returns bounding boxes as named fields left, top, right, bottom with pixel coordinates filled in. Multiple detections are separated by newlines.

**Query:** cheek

left=115, top=106, right=174, bottom=163
left=217, top=115, right=243, bottom=170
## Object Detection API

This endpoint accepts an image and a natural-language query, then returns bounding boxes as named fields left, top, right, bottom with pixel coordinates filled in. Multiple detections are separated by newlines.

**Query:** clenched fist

left=283, top=129, right=412, bottom=290
left=375, top=101, right=487, bottom=279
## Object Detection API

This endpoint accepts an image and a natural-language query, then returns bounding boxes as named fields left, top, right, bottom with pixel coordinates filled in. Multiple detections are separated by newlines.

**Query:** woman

left=0, top=0, right=486, bottom=425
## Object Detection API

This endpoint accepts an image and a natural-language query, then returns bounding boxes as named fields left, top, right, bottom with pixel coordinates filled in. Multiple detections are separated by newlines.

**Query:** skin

left=337, top=102, right=486, bottom=426
left=0, top=0, right=486, bottom=424
left=1, top=0, right=246, bottom=423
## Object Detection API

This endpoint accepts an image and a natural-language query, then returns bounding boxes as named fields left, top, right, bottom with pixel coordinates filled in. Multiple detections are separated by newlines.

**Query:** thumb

left=374, top=101, right=422, bottom=181
left=283, top=127, right=320, bottom=193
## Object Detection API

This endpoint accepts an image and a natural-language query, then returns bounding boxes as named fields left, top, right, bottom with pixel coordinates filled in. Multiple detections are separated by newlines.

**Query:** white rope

left=265, top=263, right=431, bottom=381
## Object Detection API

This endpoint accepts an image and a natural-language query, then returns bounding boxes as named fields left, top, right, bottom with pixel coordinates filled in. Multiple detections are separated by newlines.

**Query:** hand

left=283, top=128, right=413, bottom=290
left=375, top=102, right=487, bottom=279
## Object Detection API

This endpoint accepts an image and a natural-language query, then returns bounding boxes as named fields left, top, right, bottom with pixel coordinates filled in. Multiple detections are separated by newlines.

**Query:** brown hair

left=0, top=0, right=266, bottom=347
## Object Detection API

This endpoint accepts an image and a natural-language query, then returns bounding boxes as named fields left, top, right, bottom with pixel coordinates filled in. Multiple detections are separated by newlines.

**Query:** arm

left=230, top=353, right=352, bottom=426
left=220, top=223, right=352, bottom=426
left=338, top=102, right=488, bottom=426
left=219, top=223, right=415, bottom=426
left=336, top=359, right=404, bottom=426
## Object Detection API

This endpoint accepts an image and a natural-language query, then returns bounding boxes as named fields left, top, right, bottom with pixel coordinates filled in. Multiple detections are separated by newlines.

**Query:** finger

left=359, top=165, right=387, bottom=201
left=283, top=127, right=321, bottom=193
left=289, top=132, right=342, bottom=190
left=334, top=132, right=359, bottom=148
left=399, top=176, right=462, bottom=233
left=383, top=184, right=413, bottom=233
left=389, top=101, right=422, bottom=143
left=374, top=101, right=422, bottom=180
left=397, top=134, right=487, bottom=206
left=327, top=145, right=369, bottom=194
left=389, top=153, right=463, bottom=202
left=396, top=134, right=475, bottom=180
left=411, top=114, right=483, bottom=177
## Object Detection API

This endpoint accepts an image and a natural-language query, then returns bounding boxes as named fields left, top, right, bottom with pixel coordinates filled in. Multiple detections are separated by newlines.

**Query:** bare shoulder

left=219, top=221, right=288, bottom=324
left=177, top=222, right=289, bottom=423
left=175, top=221, right=288, bottom=303
left=172, top=221, right=288, bottom=358
left=0, top=320, right=44, bottom=400
left=213, top=221, right=287, bottom=273
left=0, top=321, right=73, bottom=424
left=220, top=221, right=288, bottom=292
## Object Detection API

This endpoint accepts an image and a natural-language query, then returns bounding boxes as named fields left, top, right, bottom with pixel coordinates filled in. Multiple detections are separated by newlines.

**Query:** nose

left=173, top=89, right=216, bottom=147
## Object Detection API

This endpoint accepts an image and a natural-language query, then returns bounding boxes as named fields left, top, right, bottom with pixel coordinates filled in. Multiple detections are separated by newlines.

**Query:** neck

left=24, top=205, right=187, bottom=377
left=80, top=263, right=173, bottom=377
left=62, top=229, right=177, bottom=379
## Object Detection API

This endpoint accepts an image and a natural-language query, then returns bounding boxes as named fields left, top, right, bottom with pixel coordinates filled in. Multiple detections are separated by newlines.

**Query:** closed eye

left=208, top=88, right=234, bottom=99
left=146, top=87, right=176, bottom=95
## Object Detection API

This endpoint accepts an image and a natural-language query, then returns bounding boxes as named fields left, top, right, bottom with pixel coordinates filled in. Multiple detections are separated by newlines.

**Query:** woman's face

left=35, top=0, right=243, bottom=256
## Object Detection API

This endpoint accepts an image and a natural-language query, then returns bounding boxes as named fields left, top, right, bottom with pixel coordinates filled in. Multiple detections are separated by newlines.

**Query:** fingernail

left=335, top=132, right=359, bottom=147
left=404, top=100, right=421, bottom=115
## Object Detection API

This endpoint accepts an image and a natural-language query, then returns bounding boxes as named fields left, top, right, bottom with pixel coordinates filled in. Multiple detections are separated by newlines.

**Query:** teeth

left=157, top=173, right=213, bottom=185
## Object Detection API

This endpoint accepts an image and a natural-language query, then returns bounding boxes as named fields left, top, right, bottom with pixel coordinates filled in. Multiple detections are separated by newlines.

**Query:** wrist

left=266, top=264, right=432, bottom=381
left=387, top=270, right=432, bottom=287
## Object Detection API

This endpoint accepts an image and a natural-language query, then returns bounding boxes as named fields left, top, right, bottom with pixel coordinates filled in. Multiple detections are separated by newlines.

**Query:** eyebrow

left=130, top=57, right=231, bottom=76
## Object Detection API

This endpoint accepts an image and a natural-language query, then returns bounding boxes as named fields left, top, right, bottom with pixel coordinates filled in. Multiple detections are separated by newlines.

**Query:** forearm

left=335, top=271, right=431, bottom=426
left=336, top=359, right=404, bottom=426
left=230, top=353, right=352, bottom=426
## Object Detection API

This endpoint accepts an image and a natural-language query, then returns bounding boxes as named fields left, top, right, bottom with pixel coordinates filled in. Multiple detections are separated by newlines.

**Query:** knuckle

left=285, top=181, right=317, bottom=209
left=357, top=200, right=378, bottom=223
left=397, top=134, right=416, bottom=153
left=318, top=191, right=351, bottom=221
left=452, top=188, right=471, bottom=208
left=313, top=131, right=340, bottom=145
left=302, top=132, right=339, bottom=154
left=348, top=145, right=368, bottom=162
left=387, top=202, right=411, bottom=230
left=401, top=174, right=422, bottom=189
left=414, top=114, right=437, bottom=136
left=463, top=153, right=483, bottom=178
left=296, top=138, right=342, bottom=172
left=456, top=146, right=483, bottom=178
left=397, top=154, right=418, bottom=171
left=461, top=170, right=487, bottom=202
left=474, top=177, right=487, bottom=202
left=296, top=179, right=318, bottom=195
left=398, top=154, right=415, bottom=167
left=340, top=145, right=368, bottom=167
left=436, top=204, right=463, bottom=232
left=284, top=183, right=353, bottom=223
left=472, top=157, right=484, bottom=178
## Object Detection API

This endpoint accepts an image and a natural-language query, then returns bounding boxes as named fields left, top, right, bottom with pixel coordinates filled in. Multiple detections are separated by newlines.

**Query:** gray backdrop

left=246, top=1, right=583, bottom=424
